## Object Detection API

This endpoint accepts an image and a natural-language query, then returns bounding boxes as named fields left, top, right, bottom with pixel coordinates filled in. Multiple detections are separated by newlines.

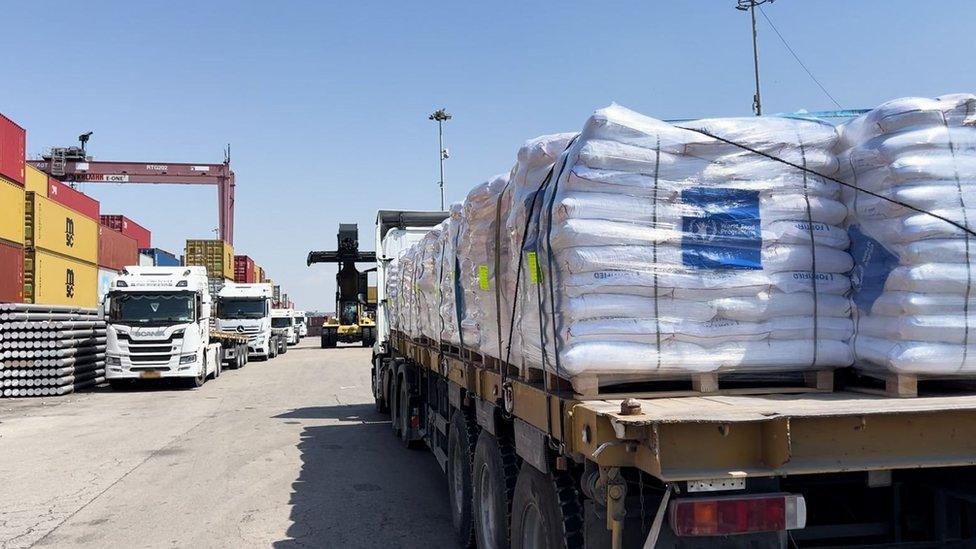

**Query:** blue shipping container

left=138, top=248, right=181, bottom=267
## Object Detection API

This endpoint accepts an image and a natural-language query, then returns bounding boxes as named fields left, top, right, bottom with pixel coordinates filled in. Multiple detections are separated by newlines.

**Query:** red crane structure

left=28, top=136, right=236, bottom=244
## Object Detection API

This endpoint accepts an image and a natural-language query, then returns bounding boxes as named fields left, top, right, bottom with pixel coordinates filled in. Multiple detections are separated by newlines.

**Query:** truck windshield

left=271, top=317, right=292, bottom=328
left=219, top=299, right=267, bottom=319
left=109, top=292, right=195, bottom=325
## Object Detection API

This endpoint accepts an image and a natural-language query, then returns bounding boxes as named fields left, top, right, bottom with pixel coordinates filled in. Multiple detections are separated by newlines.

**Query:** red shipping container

left=48, top=179, right=100, bottom=221
left=0, top=240, right=24, bottom=302
left=99, top=214, right=151, bottom=249
left=0, top=113, right=26, bottom=185
left=234, top=255, right=256, bottom=283
left=98, top=225, right=139, bottom=271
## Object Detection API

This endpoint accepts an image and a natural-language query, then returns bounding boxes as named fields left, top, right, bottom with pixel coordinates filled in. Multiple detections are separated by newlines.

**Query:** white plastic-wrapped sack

left=840, top=94, right=976, bottom=374
left=457, top=173, right=511, bottom=355
left=414, top=227, right=443, bottom=340
left=508, top=104, right=854, bottom=379
left=437, top=204, right=464, bottom=345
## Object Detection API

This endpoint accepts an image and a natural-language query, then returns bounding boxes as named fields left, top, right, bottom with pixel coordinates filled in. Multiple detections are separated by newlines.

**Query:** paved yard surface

left=0, top=340, right=453, bottom=548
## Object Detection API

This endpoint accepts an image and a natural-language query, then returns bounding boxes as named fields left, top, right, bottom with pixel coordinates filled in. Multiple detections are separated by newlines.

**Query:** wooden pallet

left=845, top=371, right=976, bottom=398
left=523, top=367, right=835, bottom=399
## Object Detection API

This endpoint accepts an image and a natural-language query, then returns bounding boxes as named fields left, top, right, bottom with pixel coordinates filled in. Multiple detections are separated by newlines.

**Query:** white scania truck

left=217, top=282, right=275, bottom=360
left=271, top=308, right=299, bottom=346
left=104, top=266, right=247, bottom=389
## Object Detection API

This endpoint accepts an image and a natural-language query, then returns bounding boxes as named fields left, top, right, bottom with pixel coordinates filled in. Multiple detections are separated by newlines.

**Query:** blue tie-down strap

left=848, top=224, right=898, bottom=312
left=682, top=187, right=762, bottom=270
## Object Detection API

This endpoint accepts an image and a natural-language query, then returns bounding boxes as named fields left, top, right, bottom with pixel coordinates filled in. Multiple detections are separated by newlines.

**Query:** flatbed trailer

left=373, top=332, right=976, bottom=548
left=210, top=331, right=250, bottom=370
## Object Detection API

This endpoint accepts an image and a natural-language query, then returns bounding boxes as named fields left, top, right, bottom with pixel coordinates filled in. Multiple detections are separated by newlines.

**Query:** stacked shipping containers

left=138, top=248, right=180, bottom=267
left=100, top=215, right=150, bottom=249
left=23, top=191, right=99, bottom=307
left=0, top=115, right=25, bottom=303
left=234, top=255, right=256, bottom=283
left=185, top=239, right=234, bottom=297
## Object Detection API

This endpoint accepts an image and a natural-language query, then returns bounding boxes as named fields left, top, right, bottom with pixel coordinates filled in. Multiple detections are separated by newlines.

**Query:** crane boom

left=27, top=158, right=236, bottom=244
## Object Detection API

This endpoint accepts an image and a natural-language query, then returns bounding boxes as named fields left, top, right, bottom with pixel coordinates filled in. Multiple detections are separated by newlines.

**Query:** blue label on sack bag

left=848, top=224, right=898, bottom=311
left=681, top=188, right=762, bottom=269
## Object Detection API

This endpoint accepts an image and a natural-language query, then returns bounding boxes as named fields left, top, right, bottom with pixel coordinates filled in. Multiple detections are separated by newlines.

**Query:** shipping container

left=100, top=214, right=151, bottom=249
left=24, top=165, right=48, bottom=195
left=24, top=192, right=99, bottom=264
left=97, top=224, right=139, bottom=271
left=184, top=239, right=234, bottom=280
left=234, top=255, right=256, bottom=283
left=138, top=247, right=180, bottom=267
left=258, top=266, right=267, bottom=283
left=207, top=277, right=230, bottom=298
left=252, top=263, right=261, bottom=284
left=0, top=176, right=25, bottom=245
left=0, top=240, right=24, bottom=303
left=97, top=267, right=117, bottom=302
left=24, top=249, right=97, bottom=308
left=138, top=251, right=154, bottom=266
left=0, top=113, right=25, bottom=185
left=272, top=284, right=281, bottom=301
left=48, top=179, right=99, bottom=221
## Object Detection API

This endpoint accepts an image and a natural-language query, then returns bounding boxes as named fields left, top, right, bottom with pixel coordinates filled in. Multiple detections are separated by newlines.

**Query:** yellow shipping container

left=24, top=192, right=98, bottom=264
left=24, top=165, right=48, bottom=195
left=184, top=239, right=234, bottom=280
left=24, top=249, right=98, bottom=308
left=0, top=177, right=25, bottom=245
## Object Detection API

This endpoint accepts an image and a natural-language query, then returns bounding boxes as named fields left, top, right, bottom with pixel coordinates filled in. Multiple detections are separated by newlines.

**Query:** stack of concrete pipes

left=0, top=304, right=106, bottom=397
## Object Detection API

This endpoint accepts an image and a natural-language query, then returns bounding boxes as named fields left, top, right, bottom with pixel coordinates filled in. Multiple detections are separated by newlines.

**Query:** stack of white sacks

left=437, top=204, right=464, bottom=345
left=839, top=94, right=976, bottom=374
left=508, top=105, right=855, bottom=380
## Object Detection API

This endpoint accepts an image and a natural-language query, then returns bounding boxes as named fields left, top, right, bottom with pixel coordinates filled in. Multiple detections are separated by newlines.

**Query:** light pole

left=429, top=108, right=451, bottom=210
left=736, top=0, right=773, bottom=116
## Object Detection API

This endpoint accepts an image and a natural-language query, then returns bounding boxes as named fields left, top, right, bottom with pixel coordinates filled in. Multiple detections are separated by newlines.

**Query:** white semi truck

left=293, top=310, right=308, bottom=338
left=104, top=266, right=247, bottom=389
left=217, top=282, right=276, bottom=360
left=271, top=308, right=299, bottom=346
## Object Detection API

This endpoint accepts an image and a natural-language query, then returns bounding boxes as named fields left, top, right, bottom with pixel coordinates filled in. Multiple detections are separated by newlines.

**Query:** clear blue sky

left=2, top=1, right=972, bottom=311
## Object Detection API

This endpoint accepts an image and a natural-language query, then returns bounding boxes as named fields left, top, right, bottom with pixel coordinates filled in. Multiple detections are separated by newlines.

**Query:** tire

left=373, top=363, right=389, bottom=414
left=186, top=366, right=206, bottom=389
left=473, top=432, right=521, bottom=549
left=391, top=375, right=403, bottom=438
left=510, top=465, right=584, bottom=549
left=398, top=375, right=423, bottom=449
left=448, top=410, right=480, bottom=547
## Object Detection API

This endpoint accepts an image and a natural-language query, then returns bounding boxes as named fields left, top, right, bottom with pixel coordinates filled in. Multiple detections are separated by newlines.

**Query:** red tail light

left=669, top=494, right=805, bottom=537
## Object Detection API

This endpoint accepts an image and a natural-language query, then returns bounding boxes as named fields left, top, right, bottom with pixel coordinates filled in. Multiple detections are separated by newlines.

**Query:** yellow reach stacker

left=307, top=223, right=376, bottom=348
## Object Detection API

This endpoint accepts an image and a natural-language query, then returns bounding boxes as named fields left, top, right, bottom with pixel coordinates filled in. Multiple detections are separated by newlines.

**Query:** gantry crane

left=307, top=223, right=377, bottom=348
left=27, top=133, right=237, bottom=244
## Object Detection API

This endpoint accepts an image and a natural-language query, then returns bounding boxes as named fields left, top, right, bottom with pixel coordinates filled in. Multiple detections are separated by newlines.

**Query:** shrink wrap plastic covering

left=509, top=105, right=854, bottom=378
left=389, top=104, right=858, bottom=383
left=839, top=94, right=976, bottom=374
left=437, top=204, right=464, bottom=345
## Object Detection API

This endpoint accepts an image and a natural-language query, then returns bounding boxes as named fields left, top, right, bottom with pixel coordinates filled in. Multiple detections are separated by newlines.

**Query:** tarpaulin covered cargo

left=185, top=239, right=233, bottom=279
left=0, top=176, right=25, bottom=245
left=25, top=192, right=99, bottom=264
left=97, top=224, right=138, bottom=271
left=0, top=113, right=25, bottom=185
left=0, top=240, right=24, bottom=303
left=24, top=249, right=97, bottom=308
left=49, top=179, right=100, bottom=221
left=100, top=214, right=151, bottom=249
left=234, top=255, right=256, bottom=283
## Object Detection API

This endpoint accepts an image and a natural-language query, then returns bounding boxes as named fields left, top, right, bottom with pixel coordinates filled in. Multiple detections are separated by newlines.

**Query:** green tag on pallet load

left=478, top=265, right=490, bottom=291
left=527, top=252, right=542, bottom=284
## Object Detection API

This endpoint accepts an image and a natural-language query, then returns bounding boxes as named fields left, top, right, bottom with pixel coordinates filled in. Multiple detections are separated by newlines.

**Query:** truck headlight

left=106, top=356, right=122, bottom=366
left=179, top=354, right=197, bottom=365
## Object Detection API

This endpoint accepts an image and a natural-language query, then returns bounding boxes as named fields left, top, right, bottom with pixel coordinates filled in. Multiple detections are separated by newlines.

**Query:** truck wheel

left=373, top=362, right=389, bottom=414
left=391, top=375, right=402, bottom=438
left=474, top=432, right=520, bottom=549
left=186, top=367, right=206, bottom=389
left=448, top=410, right=480, bottom=547
left=511, top=466, right=584, bottom=549
left=398, top=376, right=423, bottom=449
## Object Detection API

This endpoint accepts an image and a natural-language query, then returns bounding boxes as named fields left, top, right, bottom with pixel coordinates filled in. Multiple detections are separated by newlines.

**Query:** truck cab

left=271, top=308, right=299, bottom=346
left=217, top=282, right=274, bottom=359
left=104, top=266, right=220, bottom=388
left=292, top=310, right=308, bottom=338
